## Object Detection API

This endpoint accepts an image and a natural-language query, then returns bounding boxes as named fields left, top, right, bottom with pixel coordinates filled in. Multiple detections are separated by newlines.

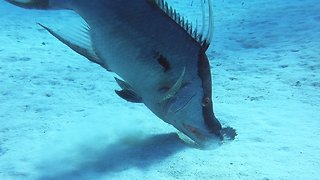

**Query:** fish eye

left=202, top=97, right=211, bottom=107
left=202, top=97, right=210, bottom=107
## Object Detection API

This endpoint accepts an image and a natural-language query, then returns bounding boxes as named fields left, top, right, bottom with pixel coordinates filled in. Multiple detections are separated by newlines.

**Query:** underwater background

left=0, top=0, right=319, bottom=179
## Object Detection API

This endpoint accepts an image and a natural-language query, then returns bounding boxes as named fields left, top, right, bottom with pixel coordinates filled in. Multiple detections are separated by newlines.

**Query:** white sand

left=0, top=0, right=319, bottom=179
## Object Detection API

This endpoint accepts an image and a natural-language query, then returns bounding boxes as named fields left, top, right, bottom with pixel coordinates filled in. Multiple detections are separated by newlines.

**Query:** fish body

left=6, top=0, right=236, bottom=146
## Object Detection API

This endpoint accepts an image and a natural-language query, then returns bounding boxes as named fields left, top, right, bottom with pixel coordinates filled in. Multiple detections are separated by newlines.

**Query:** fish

left=6, top=0, right=237, bottom=147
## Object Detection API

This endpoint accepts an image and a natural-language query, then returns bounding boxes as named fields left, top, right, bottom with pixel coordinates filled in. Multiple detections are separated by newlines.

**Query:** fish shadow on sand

left=38, top=133, right=186, bottom=179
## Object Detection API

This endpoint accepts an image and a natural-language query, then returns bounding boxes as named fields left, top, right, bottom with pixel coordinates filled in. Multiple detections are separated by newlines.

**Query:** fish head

left=162, top=50, right=236, bottom=147
left=164, top=88, right=221, bottom=146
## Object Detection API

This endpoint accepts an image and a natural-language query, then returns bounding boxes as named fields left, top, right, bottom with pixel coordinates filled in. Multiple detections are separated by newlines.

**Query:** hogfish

left=6, top=0, right=236, bottom=147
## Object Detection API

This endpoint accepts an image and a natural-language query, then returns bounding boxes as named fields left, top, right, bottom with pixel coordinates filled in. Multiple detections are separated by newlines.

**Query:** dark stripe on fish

left=155, top=52, right=171, bottom=72
left=198, top=47, right=222, bottom=139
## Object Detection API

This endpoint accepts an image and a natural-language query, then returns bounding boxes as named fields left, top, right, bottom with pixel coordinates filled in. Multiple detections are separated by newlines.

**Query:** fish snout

left=162, top=83, right=222, bottom=146
left=177, top=122, right=222, bottom=147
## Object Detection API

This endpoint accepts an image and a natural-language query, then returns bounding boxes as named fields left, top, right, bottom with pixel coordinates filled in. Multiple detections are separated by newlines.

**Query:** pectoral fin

left=114, top=77, right=142, bottom=103
left=115, top=90, right=142, bottom=103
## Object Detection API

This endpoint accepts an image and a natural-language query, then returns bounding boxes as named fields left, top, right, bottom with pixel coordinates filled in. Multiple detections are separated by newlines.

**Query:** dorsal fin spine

left=193, top=26, right=198, bottom=38
left=160, top=0, right=164, bottom=9
left=198, top=34, right=203, bottom=44
left=181, top=17, right=185, bottom=27
left=185, top=20, right=188, bottom=31
left=165, top=2, right=168, bottom=13
left=169, top=7, right=173, bottom=17
left=189, top=24, right=193, bottom=35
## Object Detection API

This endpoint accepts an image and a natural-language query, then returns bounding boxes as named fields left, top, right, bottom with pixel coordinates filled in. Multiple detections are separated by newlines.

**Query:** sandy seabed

left=0, top=0, right=319, bottom=179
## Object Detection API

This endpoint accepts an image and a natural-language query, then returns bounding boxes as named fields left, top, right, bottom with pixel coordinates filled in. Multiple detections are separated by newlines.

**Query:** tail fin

left=5, top=0, right=71, bottom=10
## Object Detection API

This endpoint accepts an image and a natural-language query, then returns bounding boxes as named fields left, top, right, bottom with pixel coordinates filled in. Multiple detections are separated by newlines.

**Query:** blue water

left=0, top=0, right=319, bottom=179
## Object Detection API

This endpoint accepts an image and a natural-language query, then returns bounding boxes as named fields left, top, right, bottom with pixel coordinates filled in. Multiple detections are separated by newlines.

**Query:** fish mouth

left=164, top=94, right=213, bottom=145
left=183, top=124, right=207, bottom=142
left=177, top=123, right=215, bottom=146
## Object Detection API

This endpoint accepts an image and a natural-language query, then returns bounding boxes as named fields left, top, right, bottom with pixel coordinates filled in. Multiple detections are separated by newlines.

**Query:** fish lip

left=165, top=95, right=212, bottom=145
left=182, top=123, right=208, bottom=142
left=175, top=123, right=213, bottom=146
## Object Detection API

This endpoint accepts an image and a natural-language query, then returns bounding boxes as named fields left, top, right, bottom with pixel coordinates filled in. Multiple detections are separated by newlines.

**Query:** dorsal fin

left=150, top=0, right=214, bottom=48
